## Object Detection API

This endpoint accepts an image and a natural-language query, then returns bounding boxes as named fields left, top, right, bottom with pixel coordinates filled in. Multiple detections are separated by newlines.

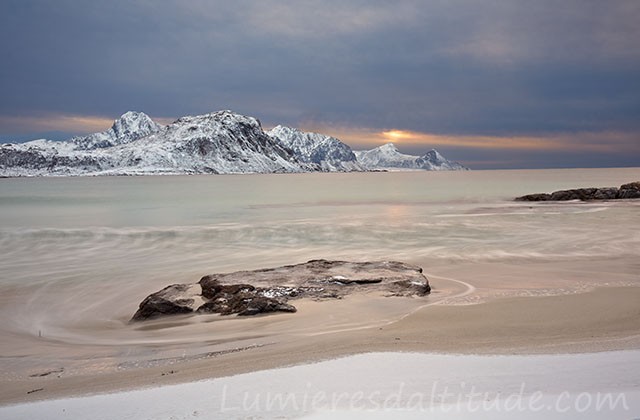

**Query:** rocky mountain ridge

left=0, top=110, right=466, bottom=176
left=354, top=143, right=468, bottom=171
left=267, top=125, right=364, bottom=172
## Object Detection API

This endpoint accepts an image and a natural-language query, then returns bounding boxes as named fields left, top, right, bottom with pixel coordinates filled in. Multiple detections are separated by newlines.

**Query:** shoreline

left=3, top=350, right=640, bottom=419
left=1, top=166, right=639, bottom=179
left=2, top=285, right=639, bottom=406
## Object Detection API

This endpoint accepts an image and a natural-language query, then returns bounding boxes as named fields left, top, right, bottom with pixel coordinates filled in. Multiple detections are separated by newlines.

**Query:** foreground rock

left=131, top=260, right=431, bottom=322
left=515, top=182, right=640, bottom=201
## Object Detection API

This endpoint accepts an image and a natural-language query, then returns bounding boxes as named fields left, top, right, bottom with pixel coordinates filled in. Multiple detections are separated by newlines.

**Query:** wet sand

left=2, top=170, right=639, bottom=417
left=1, top=279, right=639, bottom=406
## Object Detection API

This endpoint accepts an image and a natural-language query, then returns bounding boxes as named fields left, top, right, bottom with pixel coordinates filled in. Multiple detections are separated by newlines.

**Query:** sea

left=0, top=168, right=639, bottom=374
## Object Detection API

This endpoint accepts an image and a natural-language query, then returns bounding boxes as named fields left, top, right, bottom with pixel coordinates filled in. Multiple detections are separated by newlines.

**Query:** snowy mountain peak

left=421, top=149, right=445, bottom=162
left=379, top=143, right=399, bottom=152
left=180, top=109, right=254, bottom=122
left=0, top=110, right=467, bottom=176
left=268, top=125, right=301, bottom=139
left=72, top=111, right=162, bottom=150
left=267, top=125, right=364, bottom=172
left=172, top=110, right=264, bottom=134
left=354, top=143, right=467, bottom=171
left=268, top=125, right=320, bottom=152
left=132, top=110, right=305, bottom=174
left=111, top=111, right=161, bottom=140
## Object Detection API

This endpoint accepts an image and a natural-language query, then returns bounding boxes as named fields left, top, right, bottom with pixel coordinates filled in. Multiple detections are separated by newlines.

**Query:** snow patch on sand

left=2, top=351, right=639, bottom=419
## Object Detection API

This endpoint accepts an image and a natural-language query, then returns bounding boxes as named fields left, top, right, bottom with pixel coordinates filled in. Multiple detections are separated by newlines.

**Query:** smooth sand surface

left=2, top=284, right=639, bottom=405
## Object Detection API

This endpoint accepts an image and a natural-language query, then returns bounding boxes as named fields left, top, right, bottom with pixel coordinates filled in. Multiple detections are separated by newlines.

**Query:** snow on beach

left=1, top=169, right=639, bottom=418
left=2, top=351, right=639, bottom=419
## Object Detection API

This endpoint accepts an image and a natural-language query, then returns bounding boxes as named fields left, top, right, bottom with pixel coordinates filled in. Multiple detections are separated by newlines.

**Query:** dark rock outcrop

left=195, top=276, right=296, bottom=316
left=618, top=182, right=640, bottom=199
left=197, top=295, right=297, bottom=317
left=515, top=182, right=640, bottom=201
left=131, top=260, right=431, bottom=322
left=131, top=284, right=199, bottom=321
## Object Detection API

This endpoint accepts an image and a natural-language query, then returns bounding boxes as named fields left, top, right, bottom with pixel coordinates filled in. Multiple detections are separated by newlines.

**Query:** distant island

left=516, top=182, right=640, bottom=201
left=0, top=110, right=467, bottom=176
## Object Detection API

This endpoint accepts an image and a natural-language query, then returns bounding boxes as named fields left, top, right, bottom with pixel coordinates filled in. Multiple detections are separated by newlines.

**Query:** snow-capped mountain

left=354, top=143, right=468, bottom=171
left=267, top=125, right=364, bottom=172
left=0, top=111, right=311, bottom=176
left=112, top=111, right=309, bottom=175
left=71, top=111, right=162, bottom=150
left=0, top=111, right=467, bottom=176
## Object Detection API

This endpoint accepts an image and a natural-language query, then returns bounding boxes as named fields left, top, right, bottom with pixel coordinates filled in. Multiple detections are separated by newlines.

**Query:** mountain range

left=0, top=110, right=467, bottom=176
left=354, top=143, right=467, bottom=171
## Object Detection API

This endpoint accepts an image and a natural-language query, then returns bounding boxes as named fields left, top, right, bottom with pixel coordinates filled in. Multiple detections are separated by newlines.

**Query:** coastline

left=1, top=169, right=638, bottom=417
left=3, top=350, right=640, bottom=419
left=2, top=285, right=639, bottom=406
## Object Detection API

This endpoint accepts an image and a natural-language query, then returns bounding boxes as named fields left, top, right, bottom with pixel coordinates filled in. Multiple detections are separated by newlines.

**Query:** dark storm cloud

left=1, top=0, right=639, bottom=168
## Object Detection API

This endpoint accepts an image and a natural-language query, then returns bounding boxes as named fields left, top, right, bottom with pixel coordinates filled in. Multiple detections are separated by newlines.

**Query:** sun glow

left=299, top=123, right=639, bottom=154
left=381, top=130, right=415, bottom=141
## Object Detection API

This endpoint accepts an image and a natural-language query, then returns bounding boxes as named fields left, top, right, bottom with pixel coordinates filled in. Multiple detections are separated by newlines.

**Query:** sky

left=1, top=0, right=639, bottom=169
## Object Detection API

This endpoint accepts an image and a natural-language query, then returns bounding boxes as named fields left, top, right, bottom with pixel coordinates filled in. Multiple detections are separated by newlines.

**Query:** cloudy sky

left=1, top=0, right=639, bottom=169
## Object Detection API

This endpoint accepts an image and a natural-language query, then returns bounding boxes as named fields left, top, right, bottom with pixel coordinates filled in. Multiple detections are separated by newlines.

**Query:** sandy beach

left=1, top=259, right=639, bottom=407
left=1, top=170, right=639, bottom=417
left=2, top=0, right=640, bottom=414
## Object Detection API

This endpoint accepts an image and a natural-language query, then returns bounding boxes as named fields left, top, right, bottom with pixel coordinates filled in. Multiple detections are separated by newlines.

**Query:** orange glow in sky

left=381, top=130, right=416, bottom=141
left=300, top=123, right=639, bottom=154
left=3, top=113, right=638, bottom=158
left=0, top=113, right=175, bottom=136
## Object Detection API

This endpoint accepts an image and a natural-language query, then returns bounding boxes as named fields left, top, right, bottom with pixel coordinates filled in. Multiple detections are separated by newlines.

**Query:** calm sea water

left=0, top=168, right=638, bottom=371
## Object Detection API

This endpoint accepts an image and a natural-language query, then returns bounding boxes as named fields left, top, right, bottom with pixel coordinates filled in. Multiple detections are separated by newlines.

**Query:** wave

left=0, top=199, right=637, bottom=356
left=1, top=207, right=637, bottom=265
